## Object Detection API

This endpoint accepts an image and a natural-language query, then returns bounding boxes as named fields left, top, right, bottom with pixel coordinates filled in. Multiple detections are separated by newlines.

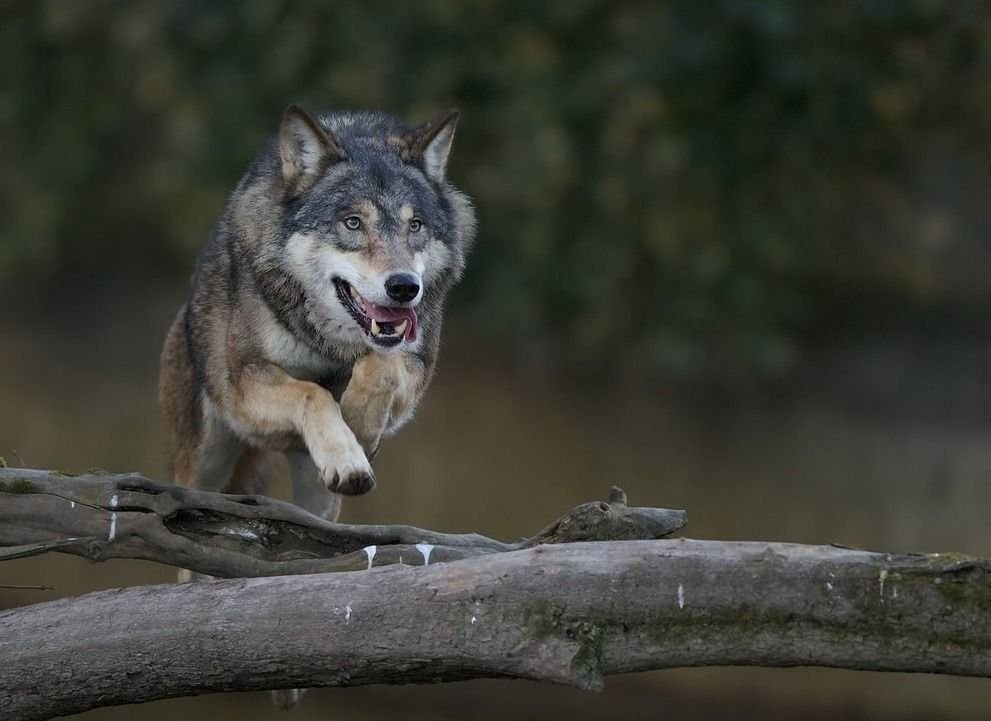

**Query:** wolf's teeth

left=370, top=319, right=380, bottom=336
left=349, top=285, right=360, bottom=301
left=395, top=319, right=408, bottom=335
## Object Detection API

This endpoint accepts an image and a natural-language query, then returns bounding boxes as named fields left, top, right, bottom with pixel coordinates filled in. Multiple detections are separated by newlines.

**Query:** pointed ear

left=279, top=104, right=343, bottom=193
left=410, top=109, right=459, bottom=184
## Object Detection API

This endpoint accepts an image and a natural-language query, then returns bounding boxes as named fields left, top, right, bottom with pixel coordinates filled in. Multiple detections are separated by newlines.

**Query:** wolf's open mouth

left=333, top=279, right=418, bottom=347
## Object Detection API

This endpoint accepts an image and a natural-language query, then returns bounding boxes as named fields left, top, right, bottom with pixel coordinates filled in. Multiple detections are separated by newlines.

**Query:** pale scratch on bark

left=108, top=494, right=119, bottom=541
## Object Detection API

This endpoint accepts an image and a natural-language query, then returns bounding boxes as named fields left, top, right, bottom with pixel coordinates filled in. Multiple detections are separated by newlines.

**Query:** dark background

left=1, top=2, right=989, bottom=719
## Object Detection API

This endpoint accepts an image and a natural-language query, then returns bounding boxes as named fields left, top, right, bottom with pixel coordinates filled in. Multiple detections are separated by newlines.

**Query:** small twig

left=0, top=583, right=54, bottom=591
left=0, top=537, right=97, bottom=561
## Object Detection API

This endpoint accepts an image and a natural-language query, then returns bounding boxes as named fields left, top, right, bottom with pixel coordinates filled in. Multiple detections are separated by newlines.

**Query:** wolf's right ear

left=279, top=105, right=343, bottom=194
left=407, top=110, right=460, bottom=184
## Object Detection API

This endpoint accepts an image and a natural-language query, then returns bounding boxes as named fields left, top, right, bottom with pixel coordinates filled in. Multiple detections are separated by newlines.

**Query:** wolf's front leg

left=339, top=351, right=428, bottom=458
left=227, top=363, right=374, bottom=495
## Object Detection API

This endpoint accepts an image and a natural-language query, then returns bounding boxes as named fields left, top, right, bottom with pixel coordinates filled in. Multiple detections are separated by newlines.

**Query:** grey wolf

left=159, top=104, right=475, bottom=525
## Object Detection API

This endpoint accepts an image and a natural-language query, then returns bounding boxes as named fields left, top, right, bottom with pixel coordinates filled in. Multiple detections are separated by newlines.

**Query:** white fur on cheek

left=284, top=232, right=366, bottom=343
left=417, top=241, right=451, bottom=285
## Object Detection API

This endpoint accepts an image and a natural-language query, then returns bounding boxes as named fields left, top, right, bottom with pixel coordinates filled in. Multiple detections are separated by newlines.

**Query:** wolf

left=159, top=103, right=475, bottom=531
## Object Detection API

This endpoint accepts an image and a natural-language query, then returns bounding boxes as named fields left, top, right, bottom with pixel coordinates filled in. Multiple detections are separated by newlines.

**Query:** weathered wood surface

left=1, top=540, right=989, bottom=721
left=1, top=468, right=989, bottom=721
left=0, top=468, right=687, bottom=575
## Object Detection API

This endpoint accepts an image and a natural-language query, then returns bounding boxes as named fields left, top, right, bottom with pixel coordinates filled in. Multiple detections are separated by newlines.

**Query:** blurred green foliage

left=0, top=0, right=988, bottom=375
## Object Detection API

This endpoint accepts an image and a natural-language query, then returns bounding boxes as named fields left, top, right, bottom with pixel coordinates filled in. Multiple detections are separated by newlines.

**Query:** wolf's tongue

left=365, top=303, right=418, bottom=342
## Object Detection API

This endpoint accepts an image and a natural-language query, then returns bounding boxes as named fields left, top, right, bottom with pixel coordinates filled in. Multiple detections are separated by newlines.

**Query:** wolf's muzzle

left=333, top=278, right=419, bottom=346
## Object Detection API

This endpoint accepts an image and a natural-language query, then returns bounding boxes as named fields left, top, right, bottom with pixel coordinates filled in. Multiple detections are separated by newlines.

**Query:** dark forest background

left=2, top=0, right=988, bottom=380
left=1, top=3, right=989, bottom=721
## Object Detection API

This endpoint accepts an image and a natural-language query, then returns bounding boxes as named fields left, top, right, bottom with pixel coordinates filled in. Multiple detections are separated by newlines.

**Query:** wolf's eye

left=408, top=218, right=423, bottom=233
left=343, top=216, right=362, bottom=231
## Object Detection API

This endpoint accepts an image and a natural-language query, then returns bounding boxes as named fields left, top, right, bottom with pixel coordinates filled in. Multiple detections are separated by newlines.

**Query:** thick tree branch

left=0, top=468, right=686, bottom=575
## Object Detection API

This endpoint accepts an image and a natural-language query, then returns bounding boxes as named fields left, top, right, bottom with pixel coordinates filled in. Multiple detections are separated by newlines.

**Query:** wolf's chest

left=258, top=319, right=339, bottom=381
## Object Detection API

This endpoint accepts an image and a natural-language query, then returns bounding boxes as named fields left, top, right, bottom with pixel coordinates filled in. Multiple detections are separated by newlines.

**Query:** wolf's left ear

left=279, top=104, right=343, bottom=194
left=409, top=110, right=460, bottom=184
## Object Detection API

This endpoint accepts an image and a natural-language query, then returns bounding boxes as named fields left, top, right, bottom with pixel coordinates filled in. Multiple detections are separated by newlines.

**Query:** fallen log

left=1, top=468, right=989, bottom=721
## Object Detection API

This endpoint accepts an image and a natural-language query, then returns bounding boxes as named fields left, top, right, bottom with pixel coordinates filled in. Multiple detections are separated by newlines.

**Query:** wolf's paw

left=312, top=439, right=376, bottom=496
left=331, top=468, right=376, bottom=496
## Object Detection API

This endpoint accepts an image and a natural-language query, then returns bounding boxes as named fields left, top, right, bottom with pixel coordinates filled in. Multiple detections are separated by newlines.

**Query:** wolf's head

left=239, top=105, right=476, bottom=357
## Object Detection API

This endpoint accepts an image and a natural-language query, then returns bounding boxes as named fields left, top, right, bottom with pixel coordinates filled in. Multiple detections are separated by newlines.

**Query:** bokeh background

left=1, top=1, right=989, bottom=719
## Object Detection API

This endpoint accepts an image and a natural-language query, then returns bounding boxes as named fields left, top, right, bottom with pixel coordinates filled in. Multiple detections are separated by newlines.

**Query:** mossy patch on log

left=0, top=479, right=37, bottom=494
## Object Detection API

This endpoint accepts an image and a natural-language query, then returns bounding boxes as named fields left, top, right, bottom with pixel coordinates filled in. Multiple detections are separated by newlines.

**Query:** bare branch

left=0, top=468, right=686, bottom=576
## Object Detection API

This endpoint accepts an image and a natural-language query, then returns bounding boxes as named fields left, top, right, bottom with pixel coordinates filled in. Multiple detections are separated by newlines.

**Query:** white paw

left=311, top=434, right=375, bottom=496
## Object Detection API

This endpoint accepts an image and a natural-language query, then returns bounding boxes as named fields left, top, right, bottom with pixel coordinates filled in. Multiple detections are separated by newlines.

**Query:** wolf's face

left=275, top=107, right=467, bottom=353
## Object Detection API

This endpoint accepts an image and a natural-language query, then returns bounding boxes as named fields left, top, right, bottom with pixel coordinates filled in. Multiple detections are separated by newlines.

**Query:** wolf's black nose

left=385, top=273, right=420, bottom=303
